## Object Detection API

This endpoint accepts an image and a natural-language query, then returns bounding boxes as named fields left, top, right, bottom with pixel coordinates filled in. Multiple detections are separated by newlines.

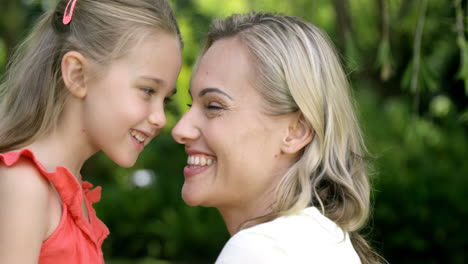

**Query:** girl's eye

left=141, top=88, right=155, bottom=96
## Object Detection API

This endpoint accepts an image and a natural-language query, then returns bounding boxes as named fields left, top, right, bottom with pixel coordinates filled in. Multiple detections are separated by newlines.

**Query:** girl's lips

left=131, top=128, right=157, bottom=145
left=183, top=163, right=215, bottom=178
left=130, top=134, right=144, bottom=151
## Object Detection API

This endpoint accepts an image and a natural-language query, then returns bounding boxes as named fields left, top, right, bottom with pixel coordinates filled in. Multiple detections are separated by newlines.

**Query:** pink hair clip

left=62, top=0, right=78, bottom=25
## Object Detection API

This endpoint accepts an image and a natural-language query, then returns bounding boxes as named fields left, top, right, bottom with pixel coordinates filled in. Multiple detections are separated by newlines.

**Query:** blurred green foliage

left=1, top=0, right=467, bottom=263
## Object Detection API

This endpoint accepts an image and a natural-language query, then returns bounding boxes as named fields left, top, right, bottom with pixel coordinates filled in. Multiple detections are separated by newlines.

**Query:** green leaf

left=401, top=60, right=414, bottom=91
left=376, top=39, right=393, bottom=81
left=420, top=58, right=438, bottom=92
left=429, top=95, right=452, bottom=117
left=455, top=44, right=468, bottom=95
left=345, top=35, right=361, bottom=71
left=460, top=108, right=468, bottom=124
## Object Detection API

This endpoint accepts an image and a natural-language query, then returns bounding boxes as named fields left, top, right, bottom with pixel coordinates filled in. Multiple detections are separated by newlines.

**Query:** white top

left=215, top=207, right=361, bottom=264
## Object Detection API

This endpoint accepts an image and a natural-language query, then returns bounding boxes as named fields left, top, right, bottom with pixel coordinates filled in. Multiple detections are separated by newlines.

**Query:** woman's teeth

left=131, top=130, right=147, bottom=143
left=187, top=155, right=216, bottom=167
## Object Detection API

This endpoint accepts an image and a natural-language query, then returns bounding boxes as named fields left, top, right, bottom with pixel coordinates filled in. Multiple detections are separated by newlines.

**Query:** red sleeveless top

left=0, top=149, right=109, bottom=264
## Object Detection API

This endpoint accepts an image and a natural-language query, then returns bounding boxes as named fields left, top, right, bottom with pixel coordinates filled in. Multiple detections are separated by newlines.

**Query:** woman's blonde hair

left=0, top=0, right=181, bottom=152
left=199, top=12, right=383, bottom=264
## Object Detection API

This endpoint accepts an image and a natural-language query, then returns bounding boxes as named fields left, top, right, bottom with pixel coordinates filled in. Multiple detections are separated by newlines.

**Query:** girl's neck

left=26, top=124, right=96, bottom=179
left=25, top=96, right=98, bottom=179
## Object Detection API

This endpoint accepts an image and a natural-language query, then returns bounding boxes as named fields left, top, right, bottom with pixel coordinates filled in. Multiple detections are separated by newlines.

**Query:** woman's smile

left=183, top=150, right=217, bottom=178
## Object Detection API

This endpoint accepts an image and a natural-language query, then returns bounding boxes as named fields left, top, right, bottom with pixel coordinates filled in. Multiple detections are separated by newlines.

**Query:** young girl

left=0, top=0, right=182, bottom=263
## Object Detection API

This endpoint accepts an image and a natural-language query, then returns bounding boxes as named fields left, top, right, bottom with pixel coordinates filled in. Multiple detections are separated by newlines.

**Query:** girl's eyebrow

left=141, top=76, right=164, bottom=86
left=141, top=75, right=177, bottom=95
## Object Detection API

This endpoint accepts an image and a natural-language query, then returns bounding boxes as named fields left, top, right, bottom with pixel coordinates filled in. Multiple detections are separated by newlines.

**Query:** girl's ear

left=281, top=112, right=314, bottom=154
left=61, top=51, right=88, bottom=99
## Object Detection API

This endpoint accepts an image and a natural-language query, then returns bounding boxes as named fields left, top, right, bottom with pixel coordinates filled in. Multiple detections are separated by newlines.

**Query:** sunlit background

left=1, top=0, right=467, bottom=263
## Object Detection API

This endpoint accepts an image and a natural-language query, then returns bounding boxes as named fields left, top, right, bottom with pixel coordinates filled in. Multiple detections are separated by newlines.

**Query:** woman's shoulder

left=215, top=225, right=288, bottom=264
left=216, top=207, right=361, bottom=264
left=245, top=207, right=347, bottom=243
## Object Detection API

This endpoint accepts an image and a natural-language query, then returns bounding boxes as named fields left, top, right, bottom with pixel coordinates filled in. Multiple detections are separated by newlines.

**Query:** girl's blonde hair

left=199, top=12, right=383, bottom=264
left=0, top=0, right=181, bottom=152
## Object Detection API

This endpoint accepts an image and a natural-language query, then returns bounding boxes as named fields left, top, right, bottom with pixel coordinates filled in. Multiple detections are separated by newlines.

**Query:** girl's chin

left=112, top=155, right=138, bottom=168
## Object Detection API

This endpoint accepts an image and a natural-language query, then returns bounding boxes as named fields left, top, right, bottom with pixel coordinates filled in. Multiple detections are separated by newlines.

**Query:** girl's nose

left=148, top=106, right=167, bottom=129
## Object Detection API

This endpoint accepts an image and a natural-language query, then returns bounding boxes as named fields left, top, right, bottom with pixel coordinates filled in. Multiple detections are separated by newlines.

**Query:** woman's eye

left=206, top=103, right=223, bottom=111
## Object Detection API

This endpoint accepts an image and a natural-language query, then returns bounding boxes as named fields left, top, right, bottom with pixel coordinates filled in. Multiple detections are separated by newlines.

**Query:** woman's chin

left=181, top=184, right=205, bottom=206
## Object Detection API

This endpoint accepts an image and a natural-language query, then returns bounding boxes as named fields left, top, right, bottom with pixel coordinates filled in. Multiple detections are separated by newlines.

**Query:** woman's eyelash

left=185, top=102, right=225, bottom=110
left=205, top=101, right=225, bottom=111
left=207, top=104, right=223, bottom=110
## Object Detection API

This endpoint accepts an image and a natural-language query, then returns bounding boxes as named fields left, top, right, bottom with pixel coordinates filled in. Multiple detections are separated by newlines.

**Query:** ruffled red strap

left=0, top=150, right=100, bottom=226
left=1, top=149, right=82, bottom=212
left=1, top=149, right=109, bottom=247
left=83, top=181, right=102, bottom=204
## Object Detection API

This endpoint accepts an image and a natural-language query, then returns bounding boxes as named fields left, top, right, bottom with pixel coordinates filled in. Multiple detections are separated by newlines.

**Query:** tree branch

left=411, top=0, right=428, bottom=114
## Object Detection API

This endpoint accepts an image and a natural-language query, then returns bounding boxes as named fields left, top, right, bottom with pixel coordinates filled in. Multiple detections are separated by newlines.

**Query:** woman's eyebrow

left=198, top=87, right=234, bottom=100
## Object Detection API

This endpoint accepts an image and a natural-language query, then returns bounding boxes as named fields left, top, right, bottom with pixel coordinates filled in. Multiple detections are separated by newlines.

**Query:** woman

left=172, top=12, right=382, bottom=264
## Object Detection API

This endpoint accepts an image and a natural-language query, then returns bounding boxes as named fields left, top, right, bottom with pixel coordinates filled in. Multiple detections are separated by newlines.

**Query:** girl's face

left=83, top=32, right=182, bottom=167
left=172, top=37, right=293, bottom=213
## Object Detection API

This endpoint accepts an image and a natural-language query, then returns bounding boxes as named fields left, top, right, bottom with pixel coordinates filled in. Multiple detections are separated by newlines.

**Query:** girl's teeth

left=131, top=130, right=147, bottom=143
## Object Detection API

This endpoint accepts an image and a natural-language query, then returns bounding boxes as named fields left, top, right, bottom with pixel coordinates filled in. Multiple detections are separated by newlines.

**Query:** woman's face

left=172, top=37, right=294, bottom=212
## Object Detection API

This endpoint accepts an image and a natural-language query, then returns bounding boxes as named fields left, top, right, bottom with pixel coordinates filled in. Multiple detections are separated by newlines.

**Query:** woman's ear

left=281, top=112, right=314, bottom=154
left=61, top=51, right=88, bottom=99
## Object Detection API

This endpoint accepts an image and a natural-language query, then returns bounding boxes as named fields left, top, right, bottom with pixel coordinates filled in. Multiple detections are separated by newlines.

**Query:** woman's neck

left=218, top=187, right=277, bottom=236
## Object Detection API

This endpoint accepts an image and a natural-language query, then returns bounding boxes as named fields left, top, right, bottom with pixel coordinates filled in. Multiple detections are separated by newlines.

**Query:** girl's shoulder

left=0, top=149, right=51, bottom=197
left=0, top=150, right=52, bottom=216
left=0, top=150, right=52, bottom=261
left=0, top=149, right=76, bottom=191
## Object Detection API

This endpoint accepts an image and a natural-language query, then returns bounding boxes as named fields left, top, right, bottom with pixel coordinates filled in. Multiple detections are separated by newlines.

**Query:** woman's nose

left=171, top=110, right=199, bottom=144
